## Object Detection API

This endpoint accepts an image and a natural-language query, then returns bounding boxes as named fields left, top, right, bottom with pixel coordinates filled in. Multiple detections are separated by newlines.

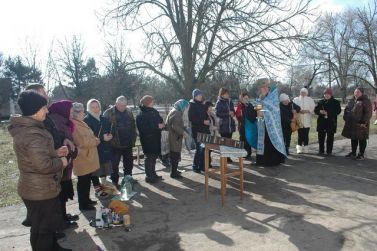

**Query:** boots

left=296, top=145, right=303, bottom=154
left=170, top=162, right=182, bottom=179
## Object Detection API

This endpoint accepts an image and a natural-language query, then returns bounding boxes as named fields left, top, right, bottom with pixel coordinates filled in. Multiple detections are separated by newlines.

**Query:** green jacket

left=166, top=109, right=185, bottom=153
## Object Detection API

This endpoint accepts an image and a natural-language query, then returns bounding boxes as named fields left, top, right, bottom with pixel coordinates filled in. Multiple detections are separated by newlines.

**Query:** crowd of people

left=7, top=79, right=374, bottom=250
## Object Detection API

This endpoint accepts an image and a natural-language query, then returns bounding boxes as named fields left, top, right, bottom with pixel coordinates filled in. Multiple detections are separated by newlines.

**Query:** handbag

left=290, top=103, right=301, bottom=132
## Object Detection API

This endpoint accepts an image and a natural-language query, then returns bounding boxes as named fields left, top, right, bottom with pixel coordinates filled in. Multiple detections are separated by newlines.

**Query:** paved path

left=1, top=136, right=377, bottom=251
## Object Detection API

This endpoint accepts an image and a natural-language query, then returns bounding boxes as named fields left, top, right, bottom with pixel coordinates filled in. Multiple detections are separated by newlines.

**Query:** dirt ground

left=1, top=136, right=377, bottom=251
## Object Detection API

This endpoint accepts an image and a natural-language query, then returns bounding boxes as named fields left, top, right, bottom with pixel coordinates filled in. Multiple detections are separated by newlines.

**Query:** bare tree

left=308, top=11, right=358, bottom=101
left=58, top=36, right=87, bottom=93
left=350, top=1, right=377, bottom=93
left=103, top=0, right=313, bottom=97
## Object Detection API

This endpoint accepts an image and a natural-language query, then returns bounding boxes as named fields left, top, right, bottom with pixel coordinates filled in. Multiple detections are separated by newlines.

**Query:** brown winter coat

left=342, top=95, right=373, bottom=140
left=72, top=119, right=100, bottom=176
left=166, top=109, right=185, bottom=153
left=8, top=115, right=64, bottom=200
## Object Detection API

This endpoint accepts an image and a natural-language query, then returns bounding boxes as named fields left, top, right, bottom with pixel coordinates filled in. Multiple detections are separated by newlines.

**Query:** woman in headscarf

left=342, top=87, right=373, bottom=160
left=245, top=78, right=286, bottom=166
left=84, top=99, right=113, bottom=198
left=48, top=100, right=79, bottom=228
left=293, top=88, right=315, bottom=154
left=166, top=99, right=190, bottom=178
left=71, top=102, right=100, bottom=210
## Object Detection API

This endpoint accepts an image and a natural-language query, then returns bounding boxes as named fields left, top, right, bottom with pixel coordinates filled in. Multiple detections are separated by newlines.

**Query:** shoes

left=170, top=172, right=183, bottom=179
left=193, top=169, right=201, bottom=174
left=296, top=145, right=303, bottom=154
left=145, top=177, right=159, bottom=184
left=22, top=218, right=31, bottom=227
left=153, top=174, right=163, bottom=179
left=88, top=199, right=97, bottom=205
left=303, top=146, right=309, bottom=154
left=345, top=152, right=356, bottom=158
left=374, top=120, right=377, bottom=125
left=79, top=205, right=96, bottom=211
left=355, top=154, right=365, bottom=160
left=326, top=153, right=333, bottom=157
left=66, top=214, right=79, bottom=222
left=62, top=220, right=78, bottom=229
left=318, top=152, right=325, bottom=156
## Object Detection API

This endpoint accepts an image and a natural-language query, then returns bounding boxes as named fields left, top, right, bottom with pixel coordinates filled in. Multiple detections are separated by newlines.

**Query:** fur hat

left=17, top=91, right=47, bottom=116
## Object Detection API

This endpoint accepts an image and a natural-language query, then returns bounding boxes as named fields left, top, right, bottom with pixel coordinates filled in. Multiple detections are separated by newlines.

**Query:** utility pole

left=328, top=53, right=331, bottom=88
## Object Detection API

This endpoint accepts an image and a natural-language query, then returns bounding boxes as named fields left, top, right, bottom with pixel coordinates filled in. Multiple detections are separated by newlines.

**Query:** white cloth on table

left=219, top=145, right=247, bottom=158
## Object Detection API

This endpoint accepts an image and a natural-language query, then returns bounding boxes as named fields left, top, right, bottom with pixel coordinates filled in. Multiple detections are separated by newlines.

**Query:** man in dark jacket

left=104, top=96, right=137, bottom=185
left=314, top=88, right=341, bottom=156
left=280, top=93, right=301, bottom=155
left=188, top=89, right=210, bottom=173
left=136, top=95, right=165, bottom=183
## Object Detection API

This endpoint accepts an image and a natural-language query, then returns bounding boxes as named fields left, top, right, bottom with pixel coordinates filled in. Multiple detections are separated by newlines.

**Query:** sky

left=0, top=0, right=372, bottom=72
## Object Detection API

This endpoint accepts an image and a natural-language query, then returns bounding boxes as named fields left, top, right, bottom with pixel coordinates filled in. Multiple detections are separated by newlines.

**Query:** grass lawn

left=0, top=127, right=20, bottom=207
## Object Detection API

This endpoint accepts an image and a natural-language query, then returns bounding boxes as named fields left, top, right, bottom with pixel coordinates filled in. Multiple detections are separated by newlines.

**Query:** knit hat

left=192, top=89, right=203, bottom=98
left=17, top=91, right=47, bottom=116
left=173, top=99, right=189, bottom=112
left=48, top=100, right=73, bottom=119
left=279, top=93, right=290, bottom=102
left=300, top=88, right=308, bottom=95
left=323, top=88, right=333, bottom=96
left=140, top=95, right=154, bottom=107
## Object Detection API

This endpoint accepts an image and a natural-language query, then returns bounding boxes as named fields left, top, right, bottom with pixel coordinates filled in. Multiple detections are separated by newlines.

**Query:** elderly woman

left=8, top=91, right=69, bottom=250
left=84, top=99, right=113, bottom=198
left=48, top=100, right=79, bottom=228
left=166, top=99, right=190, bottom=179
left=280, top=93, right=301, bottom=155
left=293, top=88, right=315, bottom=154
left=342, top=87, right=373, bottom=160
left=71, top=102, right=100, bottom=211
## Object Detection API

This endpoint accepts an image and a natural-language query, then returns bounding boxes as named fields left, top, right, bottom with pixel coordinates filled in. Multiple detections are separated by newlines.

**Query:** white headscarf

left=86, top=99, right=101, bottom=120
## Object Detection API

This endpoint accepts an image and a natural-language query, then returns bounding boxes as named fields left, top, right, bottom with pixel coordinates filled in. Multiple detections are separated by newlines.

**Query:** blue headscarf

left=173, top=99, right=189, bottom=112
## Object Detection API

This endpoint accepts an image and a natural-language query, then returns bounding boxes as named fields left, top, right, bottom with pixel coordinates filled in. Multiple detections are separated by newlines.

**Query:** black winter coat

left=215, top=97, right=236, bottom=135
left=188, top=100, right=210, bottom=139
left=136, top=106, right=163, bottom=154
left=84, top=114, right=112, bottom=163
left=280, top=102, right=301, bottom=134
left=314, top=97, right=341, bottom=133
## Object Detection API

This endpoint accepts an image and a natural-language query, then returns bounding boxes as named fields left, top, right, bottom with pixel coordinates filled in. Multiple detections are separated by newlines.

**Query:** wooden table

left=204, top=143, right=244, bottom=207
